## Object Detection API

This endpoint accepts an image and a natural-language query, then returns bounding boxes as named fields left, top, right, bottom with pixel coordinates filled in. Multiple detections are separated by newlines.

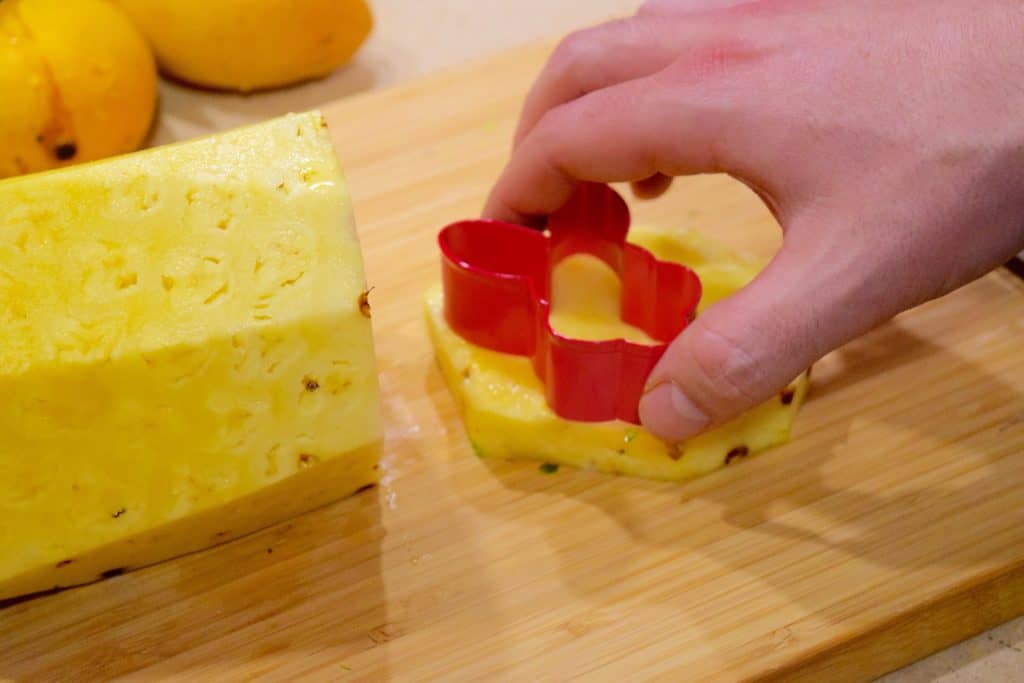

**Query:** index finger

left=485, top=68, right=736, bottom=225
left=514, top=17, right=690, bottom=148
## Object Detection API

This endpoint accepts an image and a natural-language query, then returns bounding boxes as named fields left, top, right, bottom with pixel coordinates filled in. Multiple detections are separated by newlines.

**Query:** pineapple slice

left=426, top=225, right=809, bottom=482
left=0, top=112, right=382, bottom=600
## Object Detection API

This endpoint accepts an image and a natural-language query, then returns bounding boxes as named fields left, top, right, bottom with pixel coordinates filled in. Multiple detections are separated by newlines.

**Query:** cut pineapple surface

left=0, top=112, right=382, bottom=600
left=426, top=225, right=809, bottom=482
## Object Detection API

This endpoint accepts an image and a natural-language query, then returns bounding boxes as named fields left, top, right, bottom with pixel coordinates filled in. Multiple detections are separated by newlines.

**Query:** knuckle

left=683, top=320, right=770, bottom=416
left=665, top=35, right=760, bottom=83
left=655, top=50, right=751, bottom=172
left=640, top=0, right=696, bottom=15
left=638, top=0, right=666, bottom=13
left=548, top=20, right=627, bottom=84
left=549, top=31, right=595, bottom=79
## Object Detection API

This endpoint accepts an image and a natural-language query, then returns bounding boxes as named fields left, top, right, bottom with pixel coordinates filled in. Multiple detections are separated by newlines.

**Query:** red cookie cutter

left=439, top=183, right=702, bottom=424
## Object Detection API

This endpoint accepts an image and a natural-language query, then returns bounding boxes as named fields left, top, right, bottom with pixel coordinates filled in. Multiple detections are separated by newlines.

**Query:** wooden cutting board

left=1, top=44, right=1022, bottom=683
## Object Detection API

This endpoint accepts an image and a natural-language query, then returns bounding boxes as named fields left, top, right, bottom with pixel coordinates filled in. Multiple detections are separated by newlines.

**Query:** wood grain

left=1, top=43, right=1022, bottom=682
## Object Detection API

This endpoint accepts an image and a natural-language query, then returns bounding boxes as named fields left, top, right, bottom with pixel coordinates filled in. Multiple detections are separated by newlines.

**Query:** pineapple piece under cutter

left=438, top=182, right=703, bottom=425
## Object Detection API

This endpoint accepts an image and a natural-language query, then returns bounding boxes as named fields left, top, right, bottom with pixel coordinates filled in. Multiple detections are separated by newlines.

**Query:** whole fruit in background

left=113, top=0, right=373, bottom=92
left=0, top=0, right=158, bottom=179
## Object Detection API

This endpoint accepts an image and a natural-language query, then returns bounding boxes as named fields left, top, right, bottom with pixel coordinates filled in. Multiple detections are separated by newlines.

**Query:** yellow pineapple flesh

left=426, top=225, right=809, bottom=482
left=0, top=112, right=382, bottom=600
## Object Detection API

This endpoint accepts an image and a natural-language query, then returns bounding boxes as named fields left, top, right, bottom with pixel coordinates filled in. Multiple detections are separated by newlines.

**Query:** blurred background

left=154, top=0, right=645, bottom=144
left=0, top=0, right=643, bottom=177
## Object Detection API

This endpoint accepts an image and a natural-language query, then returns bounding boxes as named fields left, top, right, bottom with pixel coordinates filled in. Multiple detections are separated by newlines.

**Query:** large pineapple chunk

left=0, top=112, right=382, bottom=600
left=426, top=225, right=809, bottom=482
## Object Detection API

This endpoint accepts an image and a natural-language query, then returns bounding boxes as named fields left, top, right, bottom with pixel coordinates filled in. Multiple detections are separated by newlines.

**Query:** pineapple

left=0, top=112, right=382, bottom=600
left=426, top=225, right=809, bottom=482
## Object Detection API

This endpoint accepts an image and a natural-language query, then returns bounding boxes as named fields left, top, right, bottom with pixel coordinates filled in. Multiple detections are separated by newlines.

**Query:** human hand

left=483, top=0, right=1024, bottom=443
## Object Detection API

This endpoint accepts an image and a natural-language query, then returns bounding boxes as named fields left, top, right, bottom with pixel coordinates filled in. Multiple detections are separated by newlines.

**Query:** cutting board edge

left=764, top=561, right=1024, bottom=682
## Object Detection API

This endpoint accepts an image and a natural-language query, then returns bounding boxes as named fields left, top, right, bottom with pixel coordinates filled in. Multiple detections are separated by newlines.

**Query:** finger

left=485, top=68, right=737, bottom=225
left=514, top=17, right=690, bottom=147
left=637, top=230, right=887, bottom=442
left=631, top=173, right=674, bottom=199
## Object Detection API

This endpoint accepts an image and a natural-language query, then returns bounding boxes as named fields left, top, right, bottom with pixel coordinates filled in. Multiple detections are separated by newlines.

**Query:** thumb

left=638, top=235, right=869, bottom=442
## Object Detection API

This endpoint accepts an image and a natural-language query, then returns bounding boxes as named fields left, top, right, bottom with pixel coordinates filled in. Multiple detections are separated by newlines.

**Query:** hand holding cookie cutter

left=439, top=183, right=702, bottom=424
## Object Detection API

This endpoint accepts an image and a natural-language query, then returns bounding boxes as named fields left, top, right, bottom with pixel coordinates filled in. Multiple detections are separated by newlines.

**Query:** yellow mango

left=0, top=0, right=157, bottom=179
left=114, top=0, right=373, bottom=92
left=0, top=112, right=382, bottom=600
left=426, top=226, right=809, bottom=482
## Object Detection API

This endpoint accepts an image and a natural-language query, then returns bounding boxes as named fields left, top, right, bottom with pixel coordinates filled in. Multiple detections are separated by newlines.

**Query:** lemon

left=114, top=0, right=373, bottom=92
left=0, top=0, right=158, bottom=179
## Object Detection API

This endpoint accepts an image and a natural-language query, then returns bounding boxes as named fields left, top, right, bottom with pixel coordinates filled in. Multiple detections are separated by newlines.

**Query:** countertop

left=155, top=2, right=1023, bottom=680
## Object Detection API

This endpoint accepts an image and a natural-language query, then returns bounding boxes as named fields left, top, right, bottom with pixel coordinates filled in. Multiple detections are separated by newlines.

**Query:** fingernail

left=638, top=383, right=710, bottom=443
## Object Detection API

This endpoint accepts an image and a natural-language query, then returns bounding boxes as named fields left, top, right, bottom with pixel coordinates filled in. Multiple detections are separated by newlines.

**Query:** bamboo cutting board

left=1, top=44, right=1023, bottom=682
